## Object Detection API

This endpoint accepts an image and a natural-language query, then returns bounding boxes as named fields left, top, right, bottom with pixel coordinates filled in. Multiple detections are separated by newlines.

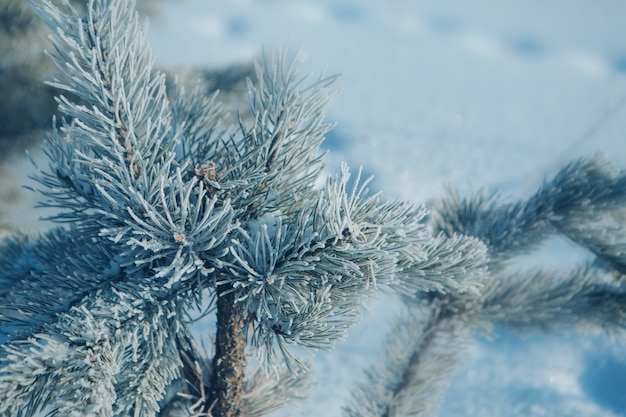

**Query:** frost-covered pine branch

left=343, top=303, right=471, bottom=417
left=0, top=0, right=179, bottom=154
left=344, top=155, right=626, bottom=417
left=431, top=155, right=626, bottom=266
left=0, top=1, right=488, bottom=416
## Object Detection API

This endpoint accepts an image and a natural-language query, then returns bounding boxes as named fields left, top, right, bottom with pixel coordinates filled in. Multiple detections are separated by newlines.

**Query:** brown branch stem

left=207, top=284, right=247, bottom=417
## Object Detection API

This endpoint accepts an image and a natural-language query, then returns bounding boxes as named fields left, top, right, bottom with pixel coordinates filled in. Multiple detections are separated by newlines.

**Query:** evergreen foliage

left=344, top=155, right=626, bottom=417
left=0, top=1, right=625, bottom=416
left=0, top=0, right=180, bottom=164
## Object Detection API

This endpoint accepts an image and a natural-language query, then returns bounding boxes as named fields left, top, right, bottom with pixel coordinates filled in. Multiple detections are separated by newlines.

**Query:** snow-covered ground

left=147, top=1, right=626, bottom=416
left=3, top=0, right=626, bottom=416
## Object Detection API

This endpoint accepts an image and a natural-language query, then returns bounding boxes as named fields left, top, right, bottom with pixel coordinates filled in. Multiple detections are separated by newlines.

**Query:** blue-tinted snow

left=148, top=1, right=626, bottom=416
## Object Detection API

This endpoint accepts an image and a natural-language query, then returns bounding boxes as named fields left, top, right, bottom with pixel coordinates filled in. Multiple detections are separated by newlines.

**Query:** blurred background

left=2, top=1, right=626, bottom=416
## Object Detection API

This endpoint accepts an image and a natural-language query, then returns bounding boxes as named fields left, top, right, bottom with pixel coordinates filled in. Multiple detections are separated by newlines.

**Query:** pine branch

left=397, top=232, right=487, bottom=296
left=343, top=154, right=626, bottom=417
left=220, top=51, right=339, bottom=220
left=0, top=1, right=232, bottom=415
left=428, top=154, right=626, bottom=338
left=0, top=228, right=198, bottom=416
left=343, top=263, right=626, bottom=417
left=476, top=266, right=626, bottom=335
left=220, top=164, right=470, bottom=374
left=431, top=154, right=626, bottom=266
left=343, top=304, right=470, bottom=417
